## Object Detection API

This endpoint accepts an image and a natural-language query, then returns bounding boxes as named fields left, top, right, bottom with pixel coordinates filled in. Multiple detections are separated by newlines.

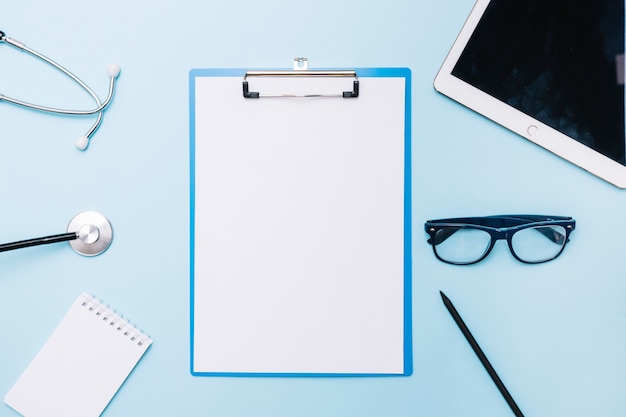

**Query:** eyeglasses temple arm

left=534, top=227, right=566, bottom=244
left=427, top=226, right=460, bottom=245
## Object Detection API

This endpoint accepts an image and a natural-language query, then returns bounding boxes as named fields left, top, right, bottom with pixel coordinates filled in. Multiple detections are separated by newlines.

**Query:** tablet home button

left=527, top=125, right=539, bottom=137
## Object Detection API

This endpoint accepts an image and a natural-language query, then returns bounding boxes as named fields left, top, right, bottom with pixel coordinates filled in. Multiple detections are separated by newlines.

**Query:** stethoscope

left=0, top=30, right=120, bottom=150
left=0, top=33, right=116, bottom=257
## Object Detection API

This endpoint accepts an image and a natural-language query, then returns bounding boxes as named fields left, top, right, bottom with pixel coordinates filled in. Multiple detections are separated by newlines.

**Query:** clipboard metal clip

left=242, top=58, right=359, bottom=99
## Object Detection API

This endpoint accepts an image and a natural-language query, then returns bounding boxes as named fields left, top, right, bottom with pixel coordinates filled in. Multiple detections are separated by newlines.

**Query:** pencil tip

left=440, top=291, right=447, bottom=301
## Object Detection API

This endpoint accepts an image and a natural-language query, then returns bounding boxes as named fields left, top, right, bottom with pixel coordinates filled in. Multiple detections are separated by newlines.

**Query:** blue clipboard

left=189, top=67, right=412, bottom=377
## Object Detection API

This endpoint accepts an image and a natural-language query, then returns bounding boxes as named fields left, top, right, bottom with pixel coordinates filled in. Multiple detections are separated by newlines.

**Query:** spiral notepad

left=4, top=293, right=152, bottom=417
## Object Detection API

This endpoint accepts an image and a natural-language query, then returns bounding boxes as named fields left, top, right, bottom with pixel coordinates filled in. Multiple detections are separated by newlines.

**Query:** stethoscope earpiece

left=75, top=136, right=90, bottom=151
left=107, top=64, right=121, bottom=79
left=0, top=30, right=120, bottom=150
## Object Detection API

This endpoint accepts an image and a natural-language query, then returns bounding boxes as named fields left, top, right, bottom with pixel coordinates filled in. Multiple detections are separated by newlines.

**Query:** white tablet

left=435, top=0, right=626, bottom=188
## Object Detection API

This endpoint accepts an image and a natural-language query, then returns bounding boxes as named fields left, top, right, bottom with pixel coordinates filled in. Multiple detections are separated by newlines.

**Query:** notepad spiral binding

left=79, top=293, right=150, bottom=347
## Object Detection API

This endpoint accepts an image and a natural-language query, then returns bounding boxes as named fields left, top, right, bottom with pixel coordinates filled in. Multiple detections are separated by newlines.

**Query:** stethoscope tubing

left=0, top=232, right=78, bottom=253
left=0, top=78, right=115, bottom=115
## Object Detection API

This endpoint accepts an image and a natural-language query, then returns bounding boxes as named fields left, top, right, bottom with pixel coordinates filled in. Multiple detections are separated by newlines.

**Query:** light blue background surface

left=1, top=1, right=624, bottom=416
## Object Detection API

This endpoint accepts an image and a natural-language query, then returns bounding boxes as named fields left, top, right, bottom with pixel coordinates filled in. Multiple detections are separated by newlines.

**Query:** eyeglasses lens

left=511, top=225, right=567, bottom=263
left=433, top=227, right=491, bottom=264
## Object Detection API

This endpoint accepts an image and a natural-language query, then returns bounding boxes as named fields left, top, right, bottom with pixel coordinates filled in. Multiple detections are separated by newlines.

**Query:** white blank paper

left=190, top=69, right=411, bottom=376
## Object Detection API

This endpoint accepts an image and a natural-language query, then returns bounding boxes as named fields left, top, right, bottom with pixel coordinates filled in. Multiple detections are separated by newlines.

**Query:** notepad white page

left=192, top=72, right=409, bottom=375
left=4, top=293, right=152, bottom=417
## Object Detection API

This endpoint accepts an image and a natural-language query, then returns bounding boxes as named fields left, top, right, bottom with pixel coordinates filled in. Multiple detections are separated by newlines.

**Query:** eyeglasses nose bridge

left=492, top=227, right=509, bottom=240
left=489, top=228, right=517, bottom=258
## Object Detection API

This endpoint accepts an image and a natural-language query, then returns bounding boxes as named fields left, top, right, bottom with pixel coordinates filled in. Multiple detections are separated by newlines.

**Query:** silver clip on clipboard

left=242, top=57, right=359, bottom=98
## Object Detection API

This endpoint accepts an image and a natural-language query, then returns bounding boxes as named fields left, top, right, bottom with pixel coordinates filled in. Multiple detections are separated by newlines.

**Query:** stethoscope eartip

left=107, top=64, right=121, bottom=78
left=75, top=136, right=89, bottom=151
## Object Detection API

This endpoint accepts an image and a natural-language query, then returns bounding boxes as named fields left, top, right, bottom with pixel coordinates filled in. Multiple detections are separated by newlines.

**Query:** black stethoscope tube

left=0, top=232, right=78, bottom=253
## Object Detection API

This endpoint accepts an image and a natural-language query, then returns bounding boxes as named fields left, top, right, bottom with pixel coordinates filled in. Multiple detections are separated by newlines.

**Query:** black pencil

left=440, top=291, right=525, bottom=417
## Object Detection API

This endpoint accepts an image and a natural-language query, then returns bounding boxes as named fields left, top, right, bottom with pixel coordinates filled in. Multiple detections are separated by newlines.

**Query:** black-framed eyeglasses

left=424, top=215, right=576, bottom=265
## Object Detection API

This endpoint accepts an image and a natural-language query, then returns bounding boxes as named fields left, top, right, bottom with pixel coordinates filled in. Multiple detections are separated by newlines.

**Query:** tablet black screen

left=452, top=0, right=625, bottom=164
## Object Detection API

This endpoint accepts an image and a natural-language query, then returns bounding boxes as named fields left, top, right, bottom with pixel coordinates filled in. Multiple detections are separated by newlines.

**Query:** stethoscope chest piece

left=67, top=211, right=113, bottom=256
